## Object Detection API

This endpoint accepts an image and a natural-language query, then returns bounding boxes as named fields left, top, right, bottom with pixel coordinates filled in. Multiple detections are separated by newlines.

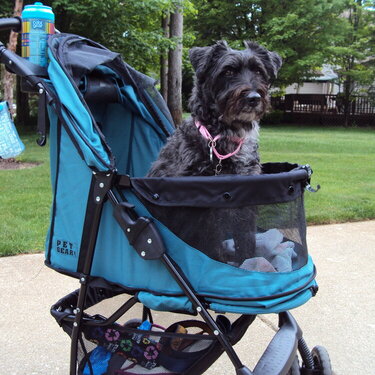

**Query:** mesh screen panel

left=142, top=195, right=307, bottom=272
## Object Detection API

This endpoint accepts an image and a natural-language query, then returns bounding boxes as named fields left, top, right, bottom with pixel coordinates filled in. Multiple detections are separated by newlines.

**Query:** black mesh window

left=141, top=195, right=307, bottom=272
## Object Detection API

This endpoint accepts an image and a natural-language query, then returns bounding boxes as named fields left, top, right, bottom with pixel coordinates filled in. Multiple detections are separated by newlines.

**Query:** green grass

left=0, top=131, right=51, bottom=256
left=1, top=125, right=375, bottom=256
left=259, top=125, right=375, bottom=225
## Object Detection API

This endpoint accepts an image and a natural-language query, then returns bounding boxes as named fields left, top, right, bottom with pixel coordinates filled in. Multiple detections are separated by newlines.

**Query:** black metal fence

left=271, top=94, right=375, bottom=126
left=274, top=94, right=374, bottom=114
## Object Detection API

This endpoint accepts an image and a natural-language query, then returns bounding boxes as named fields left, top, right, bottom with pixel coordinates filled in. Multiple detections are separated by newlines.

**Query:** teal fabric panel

left=87, top=189, right=317, bottom=313
left=98, top=103, right=166, bottom=177
left=47, top=105, right=58, bottom=191
left=138, top=292, right=194, bottom=313
left=209, top=287, right=315, bottom=315
left=142, top=89, right=175, bottom=134
left=119, top=85, right=160, bottom=132
left=90, top=200, right=183, bottom=294
left=47, top=123, right=92, bottom=272
left=129, top=115, right=167, bottom=176
left=127, top=190, right=316, bottom=300
left=47, top=51, right=112, bottom=171
left=44, top=106, right=58, bottom=258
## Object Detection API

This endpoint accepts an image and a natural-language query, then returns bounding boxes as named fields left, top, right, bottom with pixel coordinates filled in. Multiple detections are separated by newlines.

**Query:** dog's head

left=189, top=41, right=282, bottom=132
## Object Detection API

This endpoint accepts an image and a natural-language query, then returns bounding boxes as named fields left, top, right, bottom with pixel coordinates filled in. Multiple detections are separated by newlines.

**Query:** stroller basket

left=51, top=284, right=303, bottom=375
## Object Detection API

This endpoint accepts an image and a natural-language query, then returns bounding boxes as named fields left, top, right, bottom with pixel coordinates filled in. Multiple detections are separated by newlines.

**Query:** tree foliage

left=51, top=0, right=177, bottom=74
left=0, top=0, right=374, bottom=119
left=185, top=0, right=354, bottom=87
left=326, top=0, right=375, bottom=95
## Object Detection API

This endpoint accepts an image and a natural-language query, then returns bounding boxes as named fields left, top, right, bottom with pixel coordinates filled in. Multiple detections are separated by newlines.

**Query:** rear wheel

left=311, top=345, right=332, bottom=375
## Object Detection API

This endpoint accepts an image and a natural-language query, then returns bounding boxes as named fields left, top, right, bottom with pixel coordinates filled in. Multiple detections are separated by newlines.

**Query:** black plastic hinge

left=92, top=170, right=115, bottom=204
left=114, top=203, right=166, bottom=260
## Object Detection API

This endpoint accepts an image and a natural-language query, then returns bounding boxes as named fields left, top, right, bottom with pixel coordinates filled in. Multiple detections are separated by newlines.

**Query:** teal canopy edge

left=47, top=49, right=113, bottom=171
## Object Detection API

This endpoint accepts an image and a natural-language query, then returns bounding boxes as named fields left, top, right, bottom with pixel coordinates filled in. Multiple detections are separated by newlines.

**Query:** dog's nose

left=246, top=92, right=261, bottom=106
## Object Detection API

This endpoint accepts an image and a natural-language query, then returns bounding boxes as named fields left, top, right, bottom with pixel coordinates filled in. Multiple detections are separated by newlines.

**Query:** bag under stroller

left=0, top=18, right=332, bottom=375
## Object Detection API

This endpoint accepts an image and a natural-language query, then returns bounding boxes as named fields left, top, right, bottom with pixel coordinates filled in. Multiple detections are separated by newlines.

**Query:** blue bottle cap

left=22, top=2, right=55, bottom=21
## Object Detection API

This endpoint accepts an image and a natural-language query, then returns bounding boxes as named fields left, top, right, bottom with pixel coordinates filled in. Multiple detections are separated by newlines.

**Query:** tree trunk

left=15, top=22, right=31, bottom=128
left=167, top=3, right=183, bottom=127
left=343, top=55, right=355, bottom=127
left=160, top=14, right=169, bottom=101
left=2, top=0, right=23, bottom=117
left=16, top=75, right=31, bottom=127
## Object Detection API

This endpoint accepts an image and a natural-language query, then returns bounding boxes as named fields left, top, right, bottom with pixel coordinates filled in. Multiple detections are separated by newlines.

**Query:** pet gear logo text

left=56, top=240, right=77, bottom=257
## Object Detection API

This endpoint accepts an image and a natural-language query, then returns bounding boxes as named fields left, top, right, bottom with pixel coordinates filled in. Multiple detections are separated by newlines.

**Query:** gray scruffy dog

left=148, top=40, right=282, bottom=177
left=147, top=41, right=282, bottom=265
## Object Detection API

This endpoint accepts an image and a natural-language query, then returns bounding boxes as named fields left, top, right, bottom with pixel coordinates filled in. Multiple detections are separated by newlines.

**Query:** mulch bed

left=0, top=158, right=40, bottom=170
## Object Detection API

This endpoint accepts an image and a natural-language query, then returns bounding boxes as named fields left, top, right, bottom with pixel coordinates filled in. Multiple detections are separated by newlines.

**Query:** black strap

left=36, top=86, right=53, bottom=146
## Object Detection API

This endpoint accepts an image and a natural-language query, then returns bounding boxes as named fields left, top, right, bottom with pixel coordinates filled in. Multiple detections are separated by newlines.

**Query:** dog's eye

left=224, top=69, right=235, bottom=77
left=255, top=69, right=262, bottom=76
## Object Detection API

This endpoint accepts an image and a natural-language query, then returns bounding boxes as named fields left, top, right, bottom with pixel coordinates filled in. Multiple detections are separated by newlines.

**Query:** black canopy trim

left=129, top=163, right=309, bottom=208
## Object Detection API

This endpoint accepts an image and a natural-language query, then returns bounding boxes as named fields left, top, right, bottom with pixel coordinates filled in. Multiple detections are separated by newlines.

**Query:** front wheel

left=311, top=345, right=332, bottom=375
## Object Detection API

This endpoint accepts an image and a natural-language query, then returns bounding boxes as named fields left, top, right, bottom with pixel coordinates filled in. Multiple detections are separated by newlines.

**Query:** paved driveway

left=1, top=221, right=374, bottom=374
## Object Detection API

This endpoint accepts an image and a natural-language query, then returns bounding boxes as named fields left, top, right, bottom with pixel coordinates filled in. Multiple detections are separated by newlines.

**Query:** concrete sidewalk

left=1, top=221, right=374, bottom=375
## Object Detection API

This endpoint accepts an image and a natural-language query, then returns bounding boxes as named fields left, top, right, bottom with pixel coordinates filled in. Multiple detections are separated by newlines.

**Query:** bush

left=262, top=110, right=284, bottom=125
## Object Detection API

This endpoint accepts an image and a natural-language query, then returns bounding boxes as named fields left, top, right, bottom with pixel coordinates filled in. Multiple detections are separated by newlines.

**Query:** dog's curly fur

left=147, top=41, right=282, bottom=264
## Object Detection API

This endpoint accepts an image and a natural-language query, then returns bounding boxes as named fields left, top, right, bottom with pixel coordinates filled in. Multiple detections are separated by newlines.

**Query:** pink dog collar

left=195, top=120, right=244, bottom=161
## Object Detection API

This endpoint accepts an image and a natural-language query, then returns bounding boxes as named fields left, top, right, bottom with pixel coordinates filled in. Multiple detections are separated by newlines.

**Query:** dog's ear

left=189, top=41, right=229, bottom=77
left=212, top=40, right=229, bottom=52
left=189, top=46, right=211, bottom=73
left=267, top=51, right=282, bottom=79
left=243, top=40, right=259, bottom=51
left=244, top=41, right=282, bottom=80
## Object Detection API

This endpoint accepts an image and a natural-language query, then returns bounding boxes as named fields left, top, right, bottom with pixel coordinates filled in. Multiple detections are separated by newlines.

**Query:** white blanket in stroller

left=222, top=229, right=297, bottom=272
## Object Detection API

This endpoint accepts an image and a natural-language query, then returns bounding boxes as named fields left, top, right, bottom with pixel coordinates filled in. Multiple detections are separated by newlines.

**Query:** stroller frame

left=1, top=17, right=329, bottom=375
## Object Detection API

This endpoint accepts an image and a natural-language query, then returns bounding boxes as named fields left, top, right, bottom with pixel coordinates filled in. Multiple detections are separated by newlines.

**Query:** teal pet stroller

left=0, top=17, right=331, bottom=375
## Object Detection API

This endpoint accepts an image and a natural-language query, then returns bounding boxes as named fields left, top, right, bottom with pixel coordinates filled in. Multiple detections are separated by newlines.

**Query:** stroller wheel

left=311, top=345, right=332, bottom=375
left=287, top=356, right=300, bottom=375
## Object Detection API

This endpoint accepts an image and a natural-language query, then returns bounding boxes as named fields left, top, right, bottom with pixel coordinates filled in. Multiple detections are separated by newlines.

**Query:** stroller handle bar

left=0, top=17, right=21, bottom=33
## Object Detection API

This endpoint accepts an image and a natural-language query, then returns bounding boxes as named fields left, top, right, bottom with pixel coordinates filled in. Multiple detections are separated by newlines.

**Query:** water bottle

left=0, top=102, right=25, bottom=159
left=21, top=2, right=55, bottom=67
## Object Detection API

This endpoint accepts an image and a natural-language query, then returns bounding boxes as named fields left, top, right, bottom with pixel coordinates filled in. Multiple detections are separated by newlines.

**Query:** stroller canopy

left=47, top=33, right=174, bottom=175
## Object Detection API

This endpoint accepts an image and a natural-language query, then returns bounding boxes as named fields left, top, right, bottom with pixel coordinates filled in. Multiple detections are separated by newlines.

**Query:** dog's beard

left=220, top=102, right=265, bottom=134
left=218, top=87, right=268, bottom=131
